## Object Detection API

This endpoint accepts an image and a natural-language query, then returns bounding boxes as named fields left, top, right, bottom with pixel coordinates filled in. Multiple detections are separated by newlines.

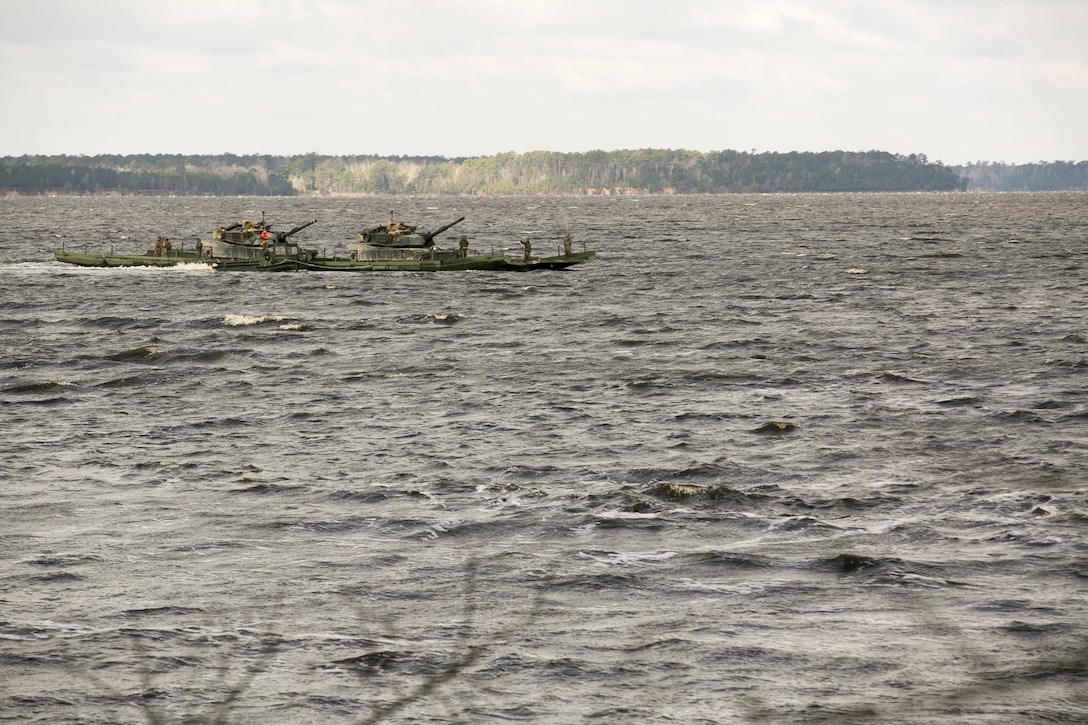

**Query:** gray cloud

left=1, top=0, right=1085, bottom=162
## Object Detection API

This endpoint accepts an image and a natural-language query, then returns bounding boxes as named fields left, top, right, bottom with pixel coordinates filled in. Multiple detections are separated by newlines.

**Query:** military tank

left=350, top=214, right=465, bottom=260
left=206, top=216, right=318, bottom=261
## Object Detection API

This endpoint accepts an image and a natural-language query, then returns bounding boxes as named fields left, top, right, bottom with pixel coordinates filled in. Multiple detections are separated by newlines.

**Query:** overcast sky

left=1, top=0, right=1085, bottom=164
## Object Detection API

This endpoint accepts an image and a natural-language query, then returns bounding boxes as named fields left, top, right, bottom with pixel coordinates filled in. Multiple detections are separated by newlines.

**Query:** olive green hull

left=54, top=250, right=209, bottom=268
left=54, top=250, right=596, bottom=272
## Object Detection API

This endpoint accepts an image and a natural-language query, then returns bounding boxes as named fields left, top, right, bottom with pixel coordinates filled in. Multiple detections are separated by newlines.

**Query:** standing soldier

left=521, top=237, right=532, bottom=262
left=563, top=232, right=573, bottom=256
left=459, top=235, right=469, bottom=258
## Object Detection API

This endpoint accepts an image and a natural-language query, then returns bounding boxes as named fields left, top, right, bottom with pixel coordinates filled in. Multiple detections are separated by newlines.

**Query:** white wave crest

left=223, top=314, right=289, bottom=326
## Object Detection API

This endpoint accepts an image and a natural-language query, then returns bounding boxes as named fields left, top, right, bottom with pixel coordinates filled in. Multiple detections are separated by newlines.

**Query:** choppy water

left=2, top=192, right=1087, bottom=724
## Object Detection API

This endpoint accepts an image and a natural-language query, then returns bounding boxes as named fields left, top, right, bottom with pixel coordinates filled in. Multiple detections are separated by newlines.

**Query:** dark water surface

left=2, top=193, right=1087, bottom=723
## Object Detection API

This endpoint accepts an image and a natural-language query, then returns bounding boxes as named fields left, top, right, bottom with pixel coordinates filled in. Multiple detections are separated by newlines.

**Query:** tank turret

left=213, top=217, right=273, bottom=245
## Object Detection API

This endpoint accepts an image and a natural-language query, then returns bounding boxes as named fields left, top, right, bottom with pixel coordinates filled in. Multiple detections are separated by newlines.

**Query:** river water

left=2, top=192, right=1087, bottom=724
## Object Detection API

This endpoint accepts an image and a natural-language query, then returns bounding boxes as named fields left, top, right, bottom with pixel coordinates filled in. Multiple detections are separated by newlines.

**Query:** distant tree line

left=952, top=161, right=1088, bottom=191
left=0, top=150, right=992, bottom=196
left=299, top=150, right=968, bottom=194
left=0, top=154, right=297, bottom=196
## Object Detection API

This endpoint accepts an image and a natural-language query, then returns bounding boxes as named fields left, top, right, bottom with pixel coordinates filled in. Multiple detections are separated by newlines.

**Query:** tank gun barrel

left=280, top=219, right=318, bottom=239
left=422, top=216, right=465, bottom=244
